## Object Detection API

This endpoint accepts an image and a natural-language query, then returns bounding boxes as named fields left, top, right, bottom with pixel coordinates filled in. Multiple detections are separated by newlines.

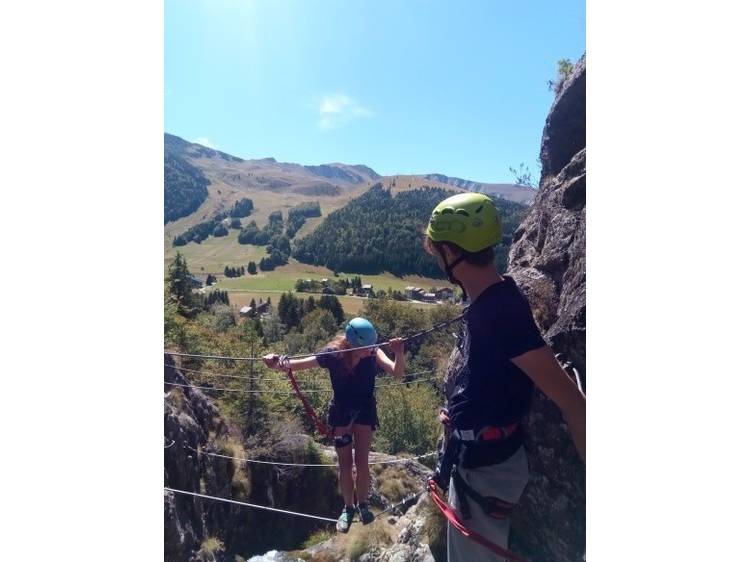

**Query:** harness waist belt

left=456, top=422, right=519, bottom=442
left=460, top=425, right=524, bottom=470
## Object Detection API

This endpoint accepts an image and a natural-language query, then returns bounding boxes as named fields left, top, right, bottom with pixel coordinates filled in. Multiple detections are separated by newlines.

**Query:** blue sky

left=165, top=0, right=584, bottom=183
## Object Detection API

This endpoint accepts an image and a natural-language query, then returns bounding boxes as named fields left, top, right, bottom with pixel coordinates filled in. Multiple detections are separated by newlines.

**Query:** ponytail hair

left=325, top=334, right=356, bottom=373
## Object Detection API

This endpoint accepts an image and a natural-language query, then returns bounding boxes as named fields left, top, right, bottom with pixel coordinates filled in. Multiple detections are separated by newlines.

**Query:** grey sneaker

left=337, top=505, right=356, bottom=533
left=358, top=502, right=374, bottom=525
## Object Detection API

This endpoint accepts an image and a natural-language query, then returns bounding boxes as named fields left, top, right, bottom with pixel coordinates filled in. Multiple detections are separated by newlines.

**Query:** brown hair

left=325, top=334, right=356, bottom=373
left=423, top=237, right=495, bottom=267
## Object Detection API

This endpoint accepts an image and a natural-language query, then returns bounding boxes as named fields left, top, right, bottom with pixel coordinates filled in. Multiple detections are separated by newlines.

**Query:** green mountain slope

left=164, top=138, right=211, bottom=224
left=292, top=184, right=528, bottom=277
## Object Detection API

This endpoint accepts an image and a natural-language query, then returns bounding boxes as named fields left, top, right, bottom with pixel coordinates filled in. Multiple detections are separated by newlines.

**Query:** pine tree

left=305, top=295, right=316, bottom=314
left=167, top=253, right=194, bottom=313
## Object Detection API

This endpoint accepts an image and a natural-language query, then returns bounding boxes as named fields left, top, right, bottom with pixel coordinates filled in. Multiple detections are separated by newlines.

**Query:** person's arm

left=375, top=338, right=405, bottom=379
left=511, top=345, right=586, bottom=463
left=263, top=354, right=320, bottom=372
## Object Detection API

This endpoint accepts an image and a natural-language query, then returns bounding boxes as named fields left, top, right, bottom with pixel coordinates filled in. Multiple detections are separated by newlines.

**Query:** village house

left=435, top=287, right=454, bottom=301
left=405, top=286, right=427, bottom=301
left=239, top=300, right=271, bottom=318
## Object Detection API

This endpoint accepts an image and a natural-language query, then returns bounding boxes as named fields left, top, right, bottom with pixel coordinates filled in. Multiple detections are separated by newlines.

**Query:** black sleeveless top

left=445, top=276, right=546, bottom=431
left=316, top=348, right=378, bottom=411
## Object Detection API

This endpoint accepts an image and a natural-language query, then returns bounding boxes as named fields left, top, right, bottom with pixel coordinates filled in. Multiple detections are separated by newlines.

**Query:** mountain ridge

left=164, top=133, right=535, bottom=226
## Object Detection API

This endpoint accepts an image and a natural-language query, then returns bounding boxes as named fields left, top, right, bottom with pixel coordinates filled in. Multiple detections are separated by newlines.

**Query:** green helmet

left=426, top=192, right=502, bottom=252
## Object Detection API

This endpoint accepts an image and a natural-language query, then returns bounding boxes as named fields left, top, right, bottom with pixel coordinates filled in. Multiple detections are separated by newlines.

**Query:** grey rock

left=506, top=54, right=586, bottom=562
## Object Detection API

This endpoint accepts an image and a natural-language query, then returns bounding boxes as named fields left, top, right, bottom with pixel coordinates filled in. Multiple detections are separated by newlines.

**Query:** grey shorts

left=448, top=445, right=529, bottom=562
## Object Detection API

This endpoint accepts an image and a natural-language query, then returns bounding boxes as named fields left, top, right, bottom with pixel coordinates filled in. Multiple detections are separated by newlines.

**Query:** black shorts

left=328, top=399, right=379, bottom=430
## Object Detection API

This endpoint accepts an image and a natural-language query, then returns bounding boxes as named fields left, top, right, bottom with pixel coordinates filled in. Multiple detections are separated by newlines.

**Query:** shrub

left=210, top=304, right=235, bottom=333
left=229, top=198, right=254, bottom=218
left=547, top=57, right=574, bottom=94
left=374, top=384, right=442, bottom=455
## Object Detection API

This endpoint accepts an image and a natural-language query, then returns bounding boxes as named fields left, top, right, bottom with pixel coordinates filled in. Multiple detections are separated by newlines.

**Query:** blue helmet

left=345, top=317, right=378, bottom=347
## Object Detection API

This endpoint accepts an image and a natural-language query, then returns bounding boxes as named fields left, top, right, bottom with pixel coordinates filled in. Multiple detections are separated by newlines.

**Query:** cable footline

left=164, top=487, right=338, bottom=523
left=184, top=443, right=436, bottom=467
left=375, top=490, right=427, bottom=519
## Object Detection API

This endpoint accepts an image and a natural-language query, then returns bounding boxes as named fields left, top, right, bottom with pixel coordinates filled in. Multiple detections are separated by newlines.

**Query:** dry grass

left=344, top=519, right=392, bottom=561
left=375, top=466, right=421, bottom=504
left=302, top=528, right=335, bottom=549
left=215, top=435, right=251, bottom=499
left=196, top=537, right=225, bottom=562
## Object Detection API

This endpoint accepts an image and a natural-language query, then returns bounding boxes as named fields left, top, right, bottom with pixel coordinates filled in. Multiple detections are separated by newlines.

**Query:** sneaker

left=358, top=502, right=374, bottom=525
left=337, top=505, right=356, bottom=533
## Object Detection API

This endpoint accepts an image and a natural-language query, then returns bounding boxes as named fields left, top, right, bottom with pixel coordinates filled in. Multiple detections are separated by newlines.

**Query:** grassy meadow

left=164, top=168, right=459, bottom=309
left=226, top=291, right=360, bottom=315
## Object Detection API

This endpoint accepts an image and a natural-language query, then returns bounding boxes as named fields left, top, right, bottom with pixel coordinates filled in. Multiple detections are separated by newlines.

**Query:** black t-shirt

left=445, top=276, right=546, bottom=431
left=316, top=348, right=378, bottom=410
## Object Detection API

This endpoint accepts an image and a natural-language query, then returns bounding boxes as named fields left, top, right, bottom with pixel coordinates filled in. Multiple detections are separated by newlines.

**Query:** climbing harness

left=429, top=420, right=526, bottom=560
left=427, top=480, right=525, bottom=562
left=432, top=422, right=522, bottom=491
left=281, top=356, right=358, bottom=449
left=452, top=469, right=515, bottom=521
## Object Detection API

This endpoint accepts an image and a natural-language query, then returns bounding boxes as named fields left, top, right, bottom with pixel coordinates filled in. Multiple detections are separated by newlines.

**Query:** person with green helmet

left=263, top=317, right=405, bottom=533
left=424, top=192, right=586, bottom=561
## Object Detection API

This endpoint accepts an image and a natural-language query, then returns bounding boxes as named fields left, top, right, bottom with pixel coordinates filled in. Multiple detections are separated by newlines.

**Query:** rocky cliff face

left=507, top=55, right=586, bottom=562
left=164, top=355, right=341, bottom=561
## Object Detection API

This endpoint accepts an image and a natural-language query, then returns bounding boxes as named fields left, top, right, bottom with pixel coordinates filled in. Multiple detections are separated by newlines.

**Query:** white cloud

left=318, top=94, right=373, bottom=130
left=193, top=137, right=217, bottom=149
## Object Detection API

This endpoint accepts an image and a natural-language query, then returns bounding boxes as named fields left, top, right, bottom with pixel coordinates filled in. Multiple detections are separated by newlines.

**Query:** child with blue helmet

left=264, top=317, right=405, bottom=532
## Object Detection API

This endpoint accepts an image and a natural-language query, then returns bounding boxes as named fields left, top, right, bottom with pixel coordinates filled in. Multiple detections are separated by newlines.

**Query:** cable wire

left=167, top=364, right=431, bottom=385
left=164, top=487, right=338, bottom=523
left=164, top=373, right=437, bottom=395
left=375, top=490, right=427, bottom=519
left=164, top=313, right=463, bottom=362
left=184, top=443, right=436, bottom=468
